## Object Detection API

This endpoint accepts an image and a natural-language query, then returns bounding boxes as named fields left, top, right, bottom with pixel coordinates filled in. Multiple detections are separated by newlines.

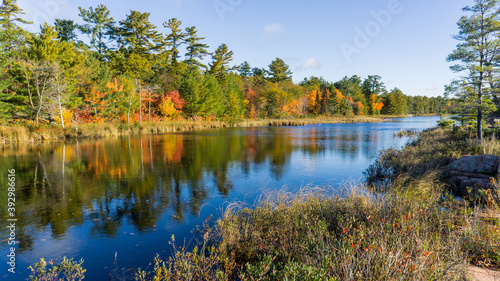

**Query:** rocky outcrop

left=446, top=155, right=499, bottom=198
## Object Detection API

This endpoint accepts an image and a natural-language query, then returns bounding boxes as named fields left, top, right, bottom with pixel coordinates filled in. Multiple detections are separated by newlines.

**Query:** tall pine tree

left=447, top=0, right=500, bottom=141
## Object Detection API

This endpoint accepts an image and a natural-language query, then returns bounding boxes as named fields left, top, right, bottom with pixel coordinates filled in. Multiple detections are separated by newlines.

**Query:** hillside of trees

left=0, top=1, right=454, bottom=128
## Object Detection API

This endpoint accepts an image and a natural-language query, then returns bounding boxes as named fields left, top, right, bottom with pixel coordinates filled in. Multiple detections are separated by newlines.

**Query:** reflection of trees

left=0, top=127, right=341, bottom=244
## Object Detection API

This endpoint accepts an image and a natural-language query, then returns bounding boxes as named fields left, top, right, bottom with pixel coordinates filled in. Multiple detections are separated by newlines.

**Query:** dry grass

left=133, top=180, right=468, bottom=280
left=0, top=116, right=385, bottom=145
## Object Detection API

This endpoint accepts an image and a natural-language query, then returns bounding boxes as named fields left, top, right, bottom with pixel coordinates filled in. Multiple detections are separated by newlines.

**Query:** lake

left=0, top=116, right=440, bottom=280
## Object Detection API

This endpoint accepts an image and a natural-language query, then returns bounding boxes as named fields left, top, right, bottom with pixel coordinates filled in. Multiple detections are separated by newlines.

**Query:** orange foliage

left=245, top=88, right=258, bottom=118
left=335, top=89, right=344, bottom=104
left=282, top=99, right=302, bottom=116
left=355, top=101, right=364, bottom=115
left=369, top=94, right=384, bottom=114
left=306, top=88, right=319, bottom=114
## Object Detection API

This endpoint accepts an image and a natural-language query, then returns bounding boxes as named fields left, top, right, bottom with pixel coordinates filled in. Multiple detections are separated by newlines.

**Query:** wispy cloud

left=264, top=23, right=283, bottom=33
left=425, top=85, right=437, bottom=92
left=262, top=23, right=284, bottom=39
left=296, top=57, right=321, bottom=71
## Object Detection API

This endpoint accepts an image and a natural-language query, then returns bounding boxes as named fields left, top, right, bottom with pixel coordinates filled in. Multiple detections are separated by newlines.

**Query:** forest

left=0, top=1, right=454, bottom=128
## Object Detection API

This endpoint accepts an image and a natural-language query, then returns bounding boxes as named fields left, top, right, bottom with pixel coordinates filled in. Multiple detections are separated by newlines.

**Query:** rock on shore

left=446, top=155, right=499, bottom=199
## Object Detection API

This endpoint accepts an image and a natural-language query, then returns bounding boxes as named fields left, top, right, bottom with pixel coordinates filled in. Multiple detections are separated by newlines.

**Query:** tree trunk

left=58, top=95, right=65, bottom=128
left=139, top=83, right=142, bottom=124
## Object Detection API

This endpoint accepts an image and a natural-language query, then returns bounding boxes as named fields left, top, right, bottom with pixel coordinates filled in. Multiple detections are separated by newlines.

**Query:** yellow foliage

left=53, top=107, right=74, bottom=126
left=159, top=97, right=179, bottom=120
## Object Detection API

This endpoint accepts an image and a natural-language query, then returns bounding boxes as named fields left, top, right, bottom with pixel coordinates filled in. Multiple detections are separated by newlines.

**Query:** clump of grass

left=394, top=128, right=418, bottom=137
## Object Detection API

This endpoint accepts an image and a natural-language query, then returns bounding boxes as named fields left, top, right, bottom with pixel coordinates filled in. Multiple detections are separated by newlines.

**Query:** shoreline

left=0, top=115, right=396, bottom=145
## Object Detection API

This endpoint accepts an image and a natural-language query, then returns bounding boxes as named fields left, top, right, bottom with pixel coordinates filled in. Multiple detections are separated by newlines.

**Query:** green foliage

left=180, top=67, right=224, bottom=117
left=238, top=61, right=252, bottom=78
left=437, top=116, right=455, bottom=128
left=0, top=5, right=453, bottom=124
left=268, top=57, right=292, bottom=83
left=208, top=43, right=233, bottom=82
left=223, top=75, right=245, bottom=118
left=26, top=23, right=86, bottom=69
left=54, top=19, right=78, bottom=42
left=78, top=5, right=116, bottom=55
left=381, top=88, right=407, bottom=115
left=447, top=0, right=500, bottom=141
left=0, top=0, right=31, bottom=54
left=334, top=75, right=366, bottom=105
left=29, top=257, right=86, bottom=281
left=164, top=18, right=186, bottom=64
left=184, top=26, right=209, bottom=68
left=117, top=10, right=163, bottom=56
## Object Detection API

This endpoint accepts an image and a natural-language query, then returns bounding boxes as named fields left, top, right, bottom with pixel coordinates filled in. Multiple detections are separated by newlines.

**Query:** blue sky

left=18, top=0, right=472, bottom=97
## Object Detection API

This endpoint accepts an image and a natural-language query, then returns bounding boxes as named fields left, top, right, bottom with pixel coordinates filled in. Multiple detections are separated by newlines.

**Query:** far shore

left=0, top=115, right=420, bottom=145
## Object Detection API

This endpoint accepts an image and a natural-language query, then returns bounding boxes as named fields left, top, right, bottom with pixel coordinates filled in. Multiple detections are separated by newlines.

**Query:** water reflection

left=0, top=117, right=440, bottom=279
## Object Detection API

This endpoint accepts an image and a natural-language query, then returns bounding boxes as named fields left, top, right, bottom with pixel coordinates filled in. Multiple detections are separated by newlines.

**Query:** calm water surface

left=0, top=116, right=440, bottom=280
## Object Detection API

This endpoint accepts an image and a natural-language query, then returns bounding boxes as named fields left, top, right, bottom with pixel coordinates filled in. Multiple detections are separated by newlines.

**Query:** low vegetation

left=0, top=116, right=384, bottom=145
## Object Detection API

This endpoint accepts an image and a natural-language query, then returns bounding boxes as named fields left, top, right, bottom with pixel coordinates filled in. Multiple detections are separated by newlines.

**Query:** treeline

left=0, top=1, right=452, bottom=127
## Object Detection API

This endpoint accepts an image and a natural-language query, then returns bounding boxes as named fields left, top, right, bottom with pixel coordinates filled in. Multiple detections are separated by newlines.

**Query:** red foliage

left=165, top=91, right=185, bottom=110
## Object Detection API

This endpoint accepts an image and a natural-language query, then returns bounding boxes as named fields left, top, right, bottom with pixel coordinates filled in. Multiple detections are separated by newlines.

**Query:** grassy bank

left=0, top=116, right=385, bottom=145
left=29, top=126, right=500, bottom=281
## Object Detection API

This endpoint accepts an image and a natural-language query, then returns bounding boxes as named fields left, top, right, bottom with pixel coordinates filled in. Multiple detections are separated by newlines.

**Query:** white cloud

left=425, top=85, right=437, bottom=91
left=264, top=23, right=283, bottom=34
left=296, top=57, right=321, bottom=71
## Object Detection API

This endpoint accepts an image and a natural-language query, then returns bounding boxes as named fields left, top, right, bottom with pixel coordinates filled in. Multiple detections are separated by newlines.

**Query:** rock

left=449, top=176, right=493, bottom=196
left=446, top=155, right=499, bottom=198
left=447, top=155, right=500, bottom=176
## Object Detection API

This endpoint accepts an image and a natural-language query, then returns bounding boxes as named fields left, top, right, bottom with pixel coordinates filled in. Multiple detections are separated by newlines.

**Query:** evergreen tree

left=224, top=75, right=245, bottom=118
left=0, top=0, right=31, bottom=54
left=0, top=52, right=16, bottom=120
left=113, top=11, right=163, bottom=79
left=164, top=18, right=186, bottom=64
left=78, top=5, right=116, bottom=55
left=267, top=58, right=292, bottom=83
left=184, top=26, right=209, bottom=67
left=447, top=0, right=500, bottom=141
left=334, top=75, right=366, bottom=105
left=362, top=75, right=386, bottom=115
left=118, top=11, right=163, bottom=54
left=54, top=19, right=78, bottom=42
left=180, top=67, right=224, bottom=117
left=26, top=23, right=85, bottom=69
left=208, top=43, right=233, bottom=82
left=238, top=61, right=252, bottom=78
left=381, top=88, right=407, bottom=115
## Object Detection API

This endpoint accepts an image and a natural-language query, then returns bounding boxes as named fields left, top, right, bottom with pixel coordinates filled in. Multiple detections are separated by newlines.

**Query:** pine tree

left=208, top=44, right=233, bottom=82
left=180, top=66, right=224, bottom=118
left=0, top=0, right=31, bottom=54
left=78, top=5, right=116, bottom=55
left=184, top=26, right=209, bottom=67
left=267, top=58, right=292, bottom=83
left=362, top=75, right=386, bottom=115
left=238, top=61, right=252, bottom=78
left=164, top=18, right=186, bottom=64
left=447, top=0, right=500, bottom=141
left=0, top=52, right=16, bottom=120
left=113, top=11, right=163, bottom=79
left=224, top=75, right=245, bottom=118
left=334, top=75, right=366, bottom=106
left=54, top=19, right=78, bottom=42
